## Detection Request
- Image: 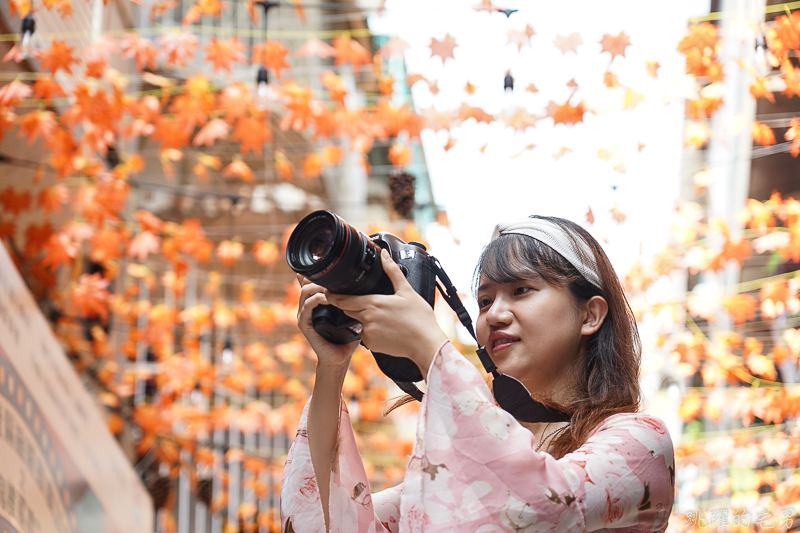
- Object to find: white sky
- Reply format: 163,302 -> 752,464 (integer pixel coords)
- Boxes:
368,0 -> 711,312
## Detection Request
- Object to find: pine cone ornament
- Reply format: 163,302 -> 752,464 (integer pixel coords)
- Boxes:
388,170 -> 416,218
148,474 -> 172,510
196,477 -> 213,507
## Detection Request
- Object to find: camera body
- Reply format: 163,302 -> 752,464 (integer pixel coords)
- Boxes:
286,211 -> 437,383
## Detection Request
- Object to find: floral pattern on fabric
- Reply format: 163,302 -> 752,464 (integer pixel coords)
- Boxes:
281,341 -> 675,533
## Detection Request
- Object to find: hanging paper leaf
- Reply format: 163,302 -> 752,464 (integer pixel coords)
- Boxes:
302,153 -> 323,178
295,38 -> 336,59
182,0 -> 225,24
376,37 -> 411,60
222,158 -> 255,183
193,118 -> 230,147
275,149 -> 294,181
752,121 -> 776,146
0,79 -> 32,107
553,33 -> 583,55
120,33 -> 158,72
321,146 -> 343,166
216,240 -> 244,268
603,71 -> 620,88
546,100 -> 586,126
205,37 -> 247,74
320,70 -> 348,106
69,273 -> 112,322
127,231 -> 161,261
253,40 -> 291,79
507,26 -> 534,52
600,32 -> 631,60
32,76 -> 66,104
388,143 -> 412,167
40,232 -> 77,269
252,240 -> 279,266
622,87 -> 645,109
332,36 -> 372,72
38,184 -> 69,215
156,31 -> 200,68
38,40 -> 77,75
232,114 -> 270,155
610,202 -> 627,224
378,75 -> 395,97
429,33 -> 457,63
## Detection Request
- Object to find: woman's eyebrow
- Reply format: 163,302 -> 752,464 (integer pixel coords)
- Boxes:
477,281 -> 495,293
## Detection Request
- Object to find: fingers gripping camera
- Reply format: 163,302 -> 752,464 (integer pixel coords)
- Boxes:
286,210 -> 437,384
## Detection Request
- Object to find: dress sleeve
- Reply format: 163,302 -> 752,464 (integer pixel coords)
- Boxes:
397,341 -> 676,533
280,396 -> 401,533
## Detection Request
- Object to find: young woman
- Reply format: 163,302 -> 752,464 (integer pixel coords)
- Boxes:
281,215 -> 676,533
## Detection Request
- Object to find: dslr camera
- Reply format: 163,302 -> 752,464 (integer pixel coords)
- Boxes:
286,210 -> 439,385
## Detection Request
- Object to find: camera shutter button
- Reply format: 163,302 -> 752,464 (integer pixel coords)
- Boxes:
408,241 -> 427,251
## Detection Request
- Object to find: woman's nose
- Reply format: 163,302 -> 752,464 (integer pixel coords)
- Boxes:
485,297 -> 512,326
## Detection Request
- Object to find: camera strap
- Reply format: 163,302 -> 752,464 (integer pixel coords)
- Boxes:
401,257 -> 572,424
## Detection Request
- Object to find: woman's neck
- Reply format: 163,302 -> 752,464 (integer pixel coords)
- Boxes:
521,421 -> 570,453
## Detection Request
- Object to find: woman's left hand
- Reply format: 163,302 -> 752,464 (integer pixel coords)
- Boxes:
324,248 -> 449,375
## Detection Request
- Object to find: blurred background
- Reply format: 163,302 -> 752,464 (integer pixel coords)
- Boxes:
0,0 -> 799,531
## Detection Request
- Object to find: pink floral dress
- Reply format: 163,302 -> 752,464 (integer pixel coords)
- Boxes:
281,341 -> 675,533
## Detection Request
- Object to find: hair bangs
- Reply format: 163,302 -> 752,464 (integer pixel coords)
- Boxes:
473,233 -> 574,296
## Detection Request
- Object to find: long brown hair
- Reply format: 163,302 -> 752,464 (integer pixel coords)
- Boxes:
384,216 -> 642,460
473,215 -> 642,459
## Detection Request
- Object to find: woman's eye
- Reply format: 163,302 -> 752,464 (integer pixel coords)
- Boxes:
478,298 -> 492,308
514,286 -> 533,295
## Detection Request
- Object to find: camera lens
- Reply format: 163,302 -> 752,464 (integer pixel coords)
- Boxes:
286,210 -> 392,295
294,218 -> 334,266
308,231 -> 332,261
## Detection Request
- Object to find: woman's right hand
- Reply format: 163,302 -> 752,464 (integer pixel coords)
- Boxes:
296,274 -> 361,371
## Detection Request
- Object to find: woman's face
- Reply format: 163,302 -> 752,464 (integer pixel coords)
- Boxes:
476,272 -> 587,400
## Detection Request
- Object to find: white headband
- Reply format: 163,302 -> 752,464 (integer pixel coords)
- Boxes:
491,217 -> 604,290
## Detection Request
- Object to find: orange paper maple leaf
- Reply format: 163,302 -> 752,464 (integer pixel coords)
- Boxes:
222,158 -> 255,183
217,240 -> 244,268
752,121 -> 776,146
253,40 -> 291,79
302,153 -> 323,178
120,33 -> 158,72
546,100 -> 586,126
232,115 -> 270,155
38,184 -> 69,215
429,34 -> 457,63
205,37 -> 247,74
127,231 -> 161,261
41,233 -> 77,270
252,240 -> 279,266
155,31 -> 200,68
553,33 -> 582,55
600,32 -> 631,60
39,40 -> 77,75
69,273 -> 112,322
722,294 -> 757,326
193,118 -> 230,147
332,36 -> 372,72
0,187 -> 32,217
295,38 -> 336,59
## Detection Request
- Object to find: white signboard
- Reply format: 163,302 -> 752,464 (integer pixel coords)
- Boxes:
0,246 -> 153,533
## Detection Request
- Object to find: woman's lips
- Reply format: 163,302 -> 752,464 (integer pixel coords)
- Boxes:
492,340 -> 518,353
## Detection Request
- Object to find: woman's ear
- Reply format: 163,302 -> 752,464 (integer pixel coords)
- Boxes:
581,296 -> 608,336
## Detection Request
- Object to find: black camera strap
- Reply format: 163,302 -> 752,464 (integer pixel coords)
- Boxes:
396,257 -> 572,424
